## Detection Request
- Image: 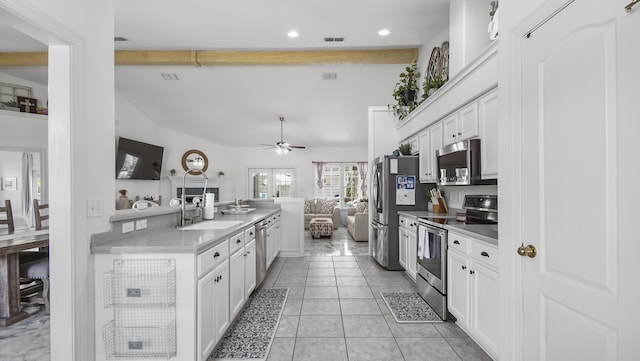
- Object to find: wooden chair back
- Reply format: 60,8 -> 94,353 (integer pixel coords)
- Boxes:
33,199 -> 49,230
0,199 -> 15,233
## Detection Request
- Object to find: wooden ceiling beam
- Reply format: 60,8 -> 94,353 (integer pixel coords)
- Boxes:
0,52 -> 48,66
195,49 -> 418,65
0,48 -> 418,67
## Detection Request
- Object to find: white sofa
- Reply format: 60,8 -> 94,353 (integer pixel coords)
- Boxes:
347,202 -> 368,242
304,199 -> 340,230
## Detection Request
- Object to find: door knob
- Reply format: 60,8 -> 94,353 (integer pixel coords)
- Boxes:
517,243 -> 537,258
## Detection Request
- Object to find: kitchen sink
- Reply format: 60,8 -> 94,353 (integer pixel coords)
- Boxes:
179,220 -> 243,231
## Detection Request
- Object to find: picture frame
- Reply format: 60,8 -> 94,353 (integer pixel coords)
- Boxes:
1,177 -> 17,191
17,96 -> 37,113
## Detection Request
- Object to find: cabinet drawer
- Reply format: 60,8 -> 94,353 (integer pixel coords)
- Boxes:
244,227 -> 256,241
470,241 -> 498,270
229,231 -> 245,254
198,240 -> 229,277
448,232 -> 469,253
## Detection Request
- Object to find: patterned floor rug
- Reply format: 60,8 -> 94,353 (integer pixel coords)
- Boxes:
381,292 -> 442,323
210,288 -> 288,360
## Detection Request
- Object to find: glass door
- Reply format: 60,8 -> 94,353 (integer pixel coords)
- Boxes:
249,168 -> 295,199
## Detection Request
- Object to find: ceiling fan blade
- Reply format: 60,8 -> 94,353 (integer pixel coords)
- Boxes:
260,143 -> 275,147
289,145 -> 306,149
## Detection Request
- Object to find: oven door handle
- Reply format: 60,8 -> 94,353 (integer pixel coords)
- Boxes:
417,222 -> 447,237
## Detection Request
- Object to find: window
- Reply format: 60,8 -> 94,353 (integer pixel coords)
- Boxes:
314,162 -> 368,206
248,168 -> 295,199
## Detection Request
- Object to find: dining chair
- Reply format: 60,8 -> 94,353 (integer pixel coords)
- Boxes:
33,199 -> 49,230
0,199 -> 15,233
19,199 -> 50,313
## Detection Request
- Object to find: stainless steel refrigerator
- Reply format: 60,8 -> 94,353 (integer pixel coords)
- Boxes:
370,155 -> 431,270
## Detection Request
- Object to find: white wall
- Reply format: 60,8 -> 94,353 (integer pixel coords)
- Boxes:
116,92 -> 367,203
449,0 -> 493,78
2,1 -> 115,361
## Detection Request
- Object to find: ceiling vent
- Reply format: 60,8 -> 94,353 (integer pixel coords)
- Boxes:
322,73 -> 338,80
161,73 -> 179,80
324,37 -> 345,42
114,37 -> 129,42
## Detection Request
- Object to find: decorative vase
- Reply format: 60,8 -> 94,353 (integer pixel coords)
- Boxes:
117,189 -> 129,210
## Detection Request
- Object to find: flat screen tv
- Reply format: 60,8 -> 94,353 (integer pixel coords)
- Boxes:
115,137 -> 164,180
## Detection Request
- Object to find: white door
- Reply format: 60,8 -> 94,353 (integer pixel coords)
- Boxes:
518,1 -> 640,359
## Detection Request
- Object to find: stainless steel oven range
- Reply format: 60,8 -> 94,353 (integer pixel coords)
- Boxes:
416,220 -> 450,320
416,195 -> 498,321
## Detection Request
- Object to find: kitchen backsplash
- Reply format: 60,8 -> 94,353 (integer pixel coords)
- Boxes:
440,185 -> 498,210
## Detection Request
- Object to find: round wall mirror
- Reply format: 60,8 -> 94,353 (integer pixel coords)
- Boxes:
181,149 -> 209,175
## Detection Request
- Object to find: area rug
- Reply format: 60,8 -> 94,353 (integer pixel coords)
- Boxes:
380,292 -> 442,323
210,288 -> 288,361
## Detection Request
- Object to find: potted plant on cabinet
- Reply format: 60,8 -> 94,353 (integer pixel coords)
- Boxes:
422,75 -> 447,100
399,143 -> 412,155
169,169 -> 176,176
390,62 -> 420,120
218,171 -> 225,178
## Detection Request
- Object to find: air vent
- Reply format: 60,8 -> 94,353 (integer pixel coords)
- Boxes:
114,37 -> 129,42
322,73 -> 338,80
161,73 -> 179,80
324,37 -> 345,42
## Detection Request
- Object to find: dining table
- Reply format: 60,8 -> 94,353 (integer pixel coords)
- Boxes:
0,228 -> 49,326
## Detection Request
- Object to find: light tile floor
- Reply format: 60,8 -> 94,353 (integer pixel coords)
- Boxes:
261,227 -> 493,361
0,226 -> 492,361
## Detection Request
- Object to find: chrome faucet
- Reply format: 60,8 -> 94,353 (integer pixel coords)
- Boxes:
180,158 -> 208,227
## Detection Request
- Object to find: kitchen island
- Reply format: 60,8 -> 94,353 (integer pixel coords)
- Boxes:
91,205 -> 281,361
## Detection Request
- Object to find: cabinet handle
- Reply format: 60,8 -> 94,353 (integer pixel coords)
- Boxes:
214,252 -> 220,258
470,270 -> 475,275
480,251 -> 490,258
462,265 -> 467,270
244,252 -> 249,257
400,220 -> 404,223
452,134 -> 456,138
453,240 -> 460,245
458,132 -> 462,136
237,239 -> 242,244
250,232 -> 254,236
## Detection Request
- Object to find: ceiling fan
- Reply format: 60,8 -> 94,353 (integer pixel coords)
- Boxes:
261,116 -> 306,154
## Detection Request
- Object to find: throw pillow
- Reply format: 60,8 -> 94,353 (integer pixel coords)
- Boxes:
304,199 -> 313,214
356,202 -> 368,213
317,199 -> 336,214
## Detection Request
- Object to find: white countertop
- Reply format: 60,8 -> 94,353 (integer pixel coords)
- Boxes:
91,208 -> 279,254
397,210 -> 498,246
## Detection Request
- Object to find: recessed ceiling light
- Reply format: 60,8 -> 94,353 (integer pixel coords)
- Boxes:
288,30 -> 299,38
378,29 -> 391,36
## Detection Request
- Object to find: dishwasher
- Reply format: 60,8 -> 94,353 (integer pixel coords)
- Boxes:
254,220 -> 268,287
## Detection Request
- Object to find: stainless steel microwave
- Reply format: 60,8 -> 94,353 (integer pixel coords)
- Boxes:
435,139 -> 495,185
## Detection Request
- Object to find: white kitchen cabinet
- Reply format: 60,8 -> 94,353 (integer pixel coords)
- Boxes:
244,239 -> 256,298
398,219 -> 407,269
447,249 -> 470,327
197,267 -> 217,361
443,103 -> 479,146
447,231 -> 499,359
406,226 -> 417,281
470,260 -> 499,355
266,213 -> 282,269
398,215 -> 418,281
197,258 -> 229,361
478,89 -> 498,179
418,131 -> 431,183
212,260 -> 230,342
418,122 -> 443,183
229,248 -> 245,320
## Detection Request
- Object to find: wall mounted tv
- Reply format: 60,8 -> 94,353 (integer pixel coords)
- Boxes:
115,137 -> 164,180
